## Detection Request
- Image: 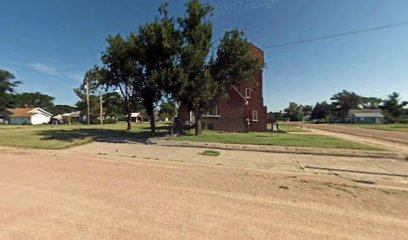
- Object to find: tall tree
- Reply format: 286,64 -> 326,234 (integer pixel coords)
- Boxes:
360,96 -> 383,109
331,90 -> 361,121
159,100 -> 176,120
103,92 -> 124,118
176,0 -> 214,135
0,69 -> 20,111
284,102 -> 304,121
211,30 -> 263,101
380,92 -> 408,123
74,69 -> 102,124
97,35 -> 144,130
13,92 -> 55,110
49,105 -> 76,115
175,1 -> 263,135
302,105 -> 313,116
136,3 -> 181,134
311,101 -> 332,121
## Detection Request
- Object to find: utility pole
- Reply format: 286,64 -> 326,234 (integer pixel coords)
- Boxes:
99,94 -> 103,126
86,78 -> 90,126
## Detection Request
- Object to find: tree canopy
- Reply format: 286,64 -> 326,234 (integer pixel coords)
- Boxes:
79,0 -> 264,135
0,69 -> 20,111
330,90 -> 361,121
12,92 -> 55,110
380,92 -> 408,123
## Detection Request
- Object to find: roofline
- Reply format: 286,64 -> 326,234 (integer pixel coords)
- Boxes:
28,108 -> 53,117
248,42 -> 264,53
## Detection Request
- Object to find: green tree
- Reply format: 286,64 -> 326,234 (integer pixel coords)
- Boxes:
103,92 -> 124,118
311,101 -> 332,121
331,90 -> 361,121
13,92 -> 55,110
174,1 -> 263,135
380,92 -> 408,123
49,105 -> 76,115
284,102 -> 304,121
74,69 -> 102,124
135,3 -> 181,134
159,100 -> 176,120
361,96 -> 383,109
74,93 -> 100,122
302,105 -> 313,116
96,35 -> 144,130
0,69 -> 20,111
175,0 -> 214,135
211,29 -> 263,101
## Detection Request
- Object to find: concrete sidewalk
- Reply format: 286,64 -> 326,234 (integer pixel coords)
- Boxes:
154,139 -> 401,160
62,142 -> 408,189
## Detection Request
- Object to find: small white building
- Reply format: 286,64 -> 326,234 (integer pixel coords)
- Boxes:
130,112 -> 144,123
3,108 -> 53,125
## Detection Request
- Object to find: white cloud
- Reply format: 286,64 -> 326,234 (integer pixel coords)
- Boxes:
27,62 -> 58,76
27,62 -> 84,82
66,72 -> 83,82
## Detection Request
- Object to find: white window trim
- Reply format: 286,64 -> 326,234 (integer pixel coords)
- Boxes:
252,110 -> 258,122
245,88 -> 251,98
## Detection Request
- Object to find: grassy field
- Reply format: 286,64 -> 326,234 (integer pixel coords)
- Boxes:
346,124 -> 408,132
0,123 -> 167,149
0,122 -> 382,151
277,123 -> 307,133
171,131 -> 383,150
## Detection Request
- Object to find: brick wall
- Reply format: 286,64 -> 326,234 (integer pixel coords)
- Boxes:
177,43 -> 268,133
204,88 -> 248,132
234,44 -> 267,132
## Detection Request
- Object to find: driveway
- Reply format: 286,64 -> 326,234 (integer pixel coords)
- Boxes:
294,123 -> 408,154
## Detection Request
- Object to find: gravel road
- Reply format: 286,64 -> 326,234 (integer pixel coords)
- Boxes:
1,144 -> 408,240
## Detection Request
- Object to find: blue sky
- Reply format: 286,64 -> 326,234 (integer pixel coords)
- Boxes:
1,0 -> 407,111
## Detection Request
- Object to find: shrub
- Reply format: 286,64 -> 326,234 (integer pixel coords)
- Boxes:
199,150 -> 220,157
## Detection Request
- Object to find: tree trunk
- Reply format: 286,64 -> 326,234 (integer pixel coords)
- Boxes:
124,100 -> 132,130
126,106 -> 132,130
149,113 -> 156,135
126,114 -> 132,130
194,108 -> 201,135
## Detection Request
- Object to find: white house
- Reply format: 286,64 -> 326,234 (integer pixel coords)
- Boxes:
131,112 -> 144,123
3,108 -> 53,125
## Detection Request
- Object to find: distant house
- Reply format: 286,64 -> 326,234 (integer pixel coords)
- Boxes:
51,111 -> 81,124
177,43 -> 268,132
3,108 -> 53,125
131,113 -> 143,123
347,109 -> 384,124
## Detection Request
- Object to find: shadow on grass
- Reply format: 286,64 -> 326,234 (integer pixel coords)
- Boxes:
37,127 -> 169,145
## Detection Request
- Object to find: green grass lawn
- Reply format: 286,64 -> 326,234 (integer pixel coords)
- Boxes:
345,124 -> 408,132
0,122 -> 167,149
0,122 -> 384,151
171,131 -> 384,151
277,123 -> 307,133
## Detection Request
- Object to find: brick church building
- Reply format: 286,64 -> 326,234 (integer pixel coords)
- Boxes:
178,43 -> 267,132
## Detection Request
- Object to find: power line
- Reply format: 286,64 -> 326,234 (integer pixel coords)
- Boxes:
264,20 -> 408,49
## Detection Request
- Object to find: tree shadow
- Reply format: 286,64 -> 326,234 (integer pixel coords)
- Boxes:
37,126 -> 169,145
